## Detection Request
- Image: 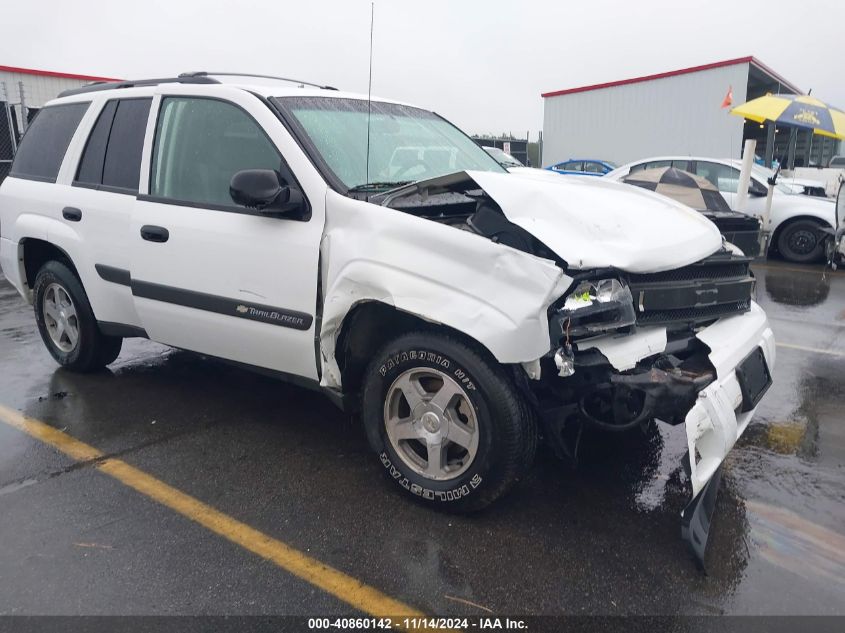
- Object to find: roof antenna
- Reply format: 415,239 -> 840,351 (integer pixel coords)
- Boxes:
365,2 -> 374,200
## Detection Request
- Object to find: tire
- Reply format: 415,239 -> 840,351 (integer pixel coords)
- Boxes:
361,331 -> 537,512
33,261 -> 122,372
776,219 -> 826,263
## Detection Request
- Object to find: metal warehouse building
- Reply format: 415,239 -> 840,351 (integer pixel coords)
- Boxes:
1,65 -> 117,181
541,56 -> 841,169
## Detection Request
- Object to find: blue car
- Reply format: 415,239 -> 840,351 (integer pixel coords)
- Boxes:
546,159 -> 617,176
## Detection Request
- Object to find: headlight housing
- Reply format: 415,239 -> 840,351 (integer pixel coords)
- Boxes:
552,278 -> 637,339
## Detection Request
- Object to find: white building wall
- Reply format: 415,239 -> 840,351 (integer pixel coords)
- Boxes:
542,63 -> 749,167
0,70 -> 92,130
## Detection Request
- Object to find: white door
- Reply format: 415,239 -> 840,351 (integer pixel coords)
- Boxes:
130,92 -> 326,380
66,97 -> 152,331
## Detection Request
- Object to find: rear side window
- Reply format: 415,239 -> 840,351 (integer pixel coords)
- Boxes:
76,101 -> 117,185
75,98 -> 152,193
9,102 -> 89,182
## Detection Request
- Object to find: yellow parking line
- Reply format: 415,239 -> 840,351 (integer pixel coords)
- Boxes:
0,403 -> 424,621
776,342 -> 845,357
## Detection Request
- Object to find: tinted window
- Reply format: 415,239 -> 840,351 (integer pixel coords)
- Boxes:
9,102 -> 89,182
560,161 -> 581,172
76,99 -> 151,192
151,97 -> 280,206
644,160 -> 672,171
102,99 -> 151,191
671,160 -> 690,171
583,161 -> 605,174
76,101 -> 117,186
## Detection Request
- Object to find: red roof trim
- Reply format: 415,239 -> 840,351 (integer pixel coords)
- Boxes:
0,64 -> 120,83
541,56 -> 801,98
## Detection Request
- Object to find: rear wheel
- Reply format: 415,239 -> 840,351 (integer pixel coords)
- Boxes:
777,219 -> 826,263
33,261 -> 122,372
361,331 -> 537,512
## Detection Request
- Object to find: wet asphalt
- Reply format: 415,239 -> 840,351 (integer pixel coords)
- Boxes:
0,260 -> 843,618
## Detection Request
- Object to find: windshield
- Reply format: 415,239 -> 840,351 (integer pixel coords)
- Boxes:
733,161 -> 798,194
275,96 -> 506,190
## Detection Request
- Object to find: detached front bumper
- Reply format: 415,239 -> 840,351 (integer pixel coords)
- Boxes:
686,301 -> 775,496
549,301 -> 775,497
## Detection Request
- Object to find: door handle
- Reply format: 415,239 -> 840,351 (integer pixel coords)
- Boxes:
62,207 -> 82,222
140,225 -> 170,243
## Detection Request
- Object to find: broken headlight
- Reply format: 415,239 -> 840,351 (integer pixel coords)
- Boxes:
553,278 -> 637,339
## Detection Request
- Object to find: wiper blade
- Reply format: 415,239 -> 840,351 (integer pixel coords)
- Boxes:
347,181 -> 413,193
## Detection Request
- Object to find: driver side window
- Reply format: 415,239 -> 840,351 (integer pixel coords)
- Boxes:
150,97 -> 281,207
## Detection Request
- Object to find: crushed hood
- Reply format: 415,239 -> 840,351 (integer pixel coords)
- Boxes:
386,169 -> 723,273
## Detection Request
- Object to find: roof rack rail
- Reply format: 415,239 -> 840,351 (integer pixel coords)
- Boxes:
57,75 -> 220,98
179,71 -> 338,91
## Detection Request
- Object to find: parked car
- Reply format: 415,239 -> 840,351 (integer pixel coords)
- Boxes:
829,156 -> 845,168
0,76 -> 774,545
482,146 -> 524,168
605,156 -> 837,262
546,159 -> 616,176
620,166 -> 761,257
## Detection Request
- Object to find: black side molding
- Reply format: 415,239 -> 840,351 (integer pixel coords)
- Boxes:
93,265 -> 313,330
130,280 -> 314,331
95,264 -> 131,286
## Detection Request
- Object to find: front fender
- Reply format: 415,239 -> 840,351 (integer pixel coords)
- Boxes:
319,192 -> 570,389
769,201 -> 836,233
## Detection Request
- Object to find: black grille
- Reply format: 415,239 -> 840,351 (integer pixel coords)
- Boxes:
628,259 -> 749,284
627,253 -> 753,326
636,300 -> 751,325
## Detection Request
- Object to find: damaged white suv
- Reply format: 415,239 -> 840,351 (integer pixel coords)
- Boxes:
0,74 -> 774,533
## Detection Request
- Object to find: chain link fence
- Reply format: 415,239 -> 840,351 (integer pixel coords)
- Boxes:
0,81 -> 32,184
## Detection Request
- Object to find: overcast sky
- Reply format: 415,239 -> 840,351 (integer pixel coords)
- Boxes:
2,0 -> 843,138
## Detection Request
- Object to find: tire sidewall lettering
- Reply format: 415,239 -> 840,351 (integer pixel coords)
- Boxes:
379,349 -> 476,392
380,451 -> 479,502
375,346 -> 492,503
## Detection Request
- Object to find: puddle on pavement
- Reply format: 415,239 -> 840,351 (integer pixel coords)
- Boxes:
746,500 -> 845,590
763,268 -> 831,307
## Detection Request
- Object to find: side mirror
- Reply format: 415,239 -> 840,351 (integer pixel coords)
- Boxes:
229,169 -> 305,216
748,181 -> 768,197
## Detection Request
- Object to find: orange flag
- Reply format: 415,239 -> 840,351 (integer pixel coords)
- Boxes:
721,85 -> 733,109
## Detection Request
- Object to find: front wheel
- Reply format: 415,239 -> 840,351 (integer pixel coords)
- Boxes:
33,261 -> 123,372
361,331 -> 537,512
777,219 -> 826,263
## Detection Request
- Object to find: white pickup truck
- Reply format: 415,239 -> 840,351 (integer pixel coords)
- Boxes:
0,75 -> 774,555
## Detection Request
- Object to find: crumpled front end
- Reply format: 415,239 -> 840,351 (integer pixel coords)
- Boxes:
538,252 -> 775,501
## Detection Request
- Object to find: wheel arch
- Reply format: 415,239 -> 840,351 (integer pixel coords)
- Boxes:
768,214 -> 831,255
21,237 -> 81,290
333,300 -> 502,405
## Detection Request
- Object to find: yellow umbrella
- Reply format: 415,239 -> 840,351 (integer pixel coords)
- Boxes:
731,94 -> 845,139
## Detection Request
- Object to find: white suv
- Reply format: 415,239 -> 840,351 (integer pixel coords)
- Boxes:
605,156 -> 837,263
0,74 -> 774,534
